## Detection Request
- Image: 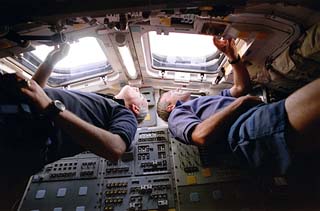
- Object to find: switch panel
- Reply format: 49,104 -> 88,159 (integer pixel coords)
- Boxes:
31,156 -> 101,182
102,175 -> 175,211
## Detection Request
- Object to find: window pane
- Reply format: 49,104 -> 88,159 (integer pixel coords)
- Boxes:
20,37 -> 112,86
32,37 -> 107,69
148,31 -> 222,73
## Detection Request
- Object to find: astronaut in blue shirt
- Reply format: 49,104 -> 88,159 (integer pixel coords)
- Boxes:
157,36 -> 320,174
14,44 -> 148,163
0,44 -> 149,209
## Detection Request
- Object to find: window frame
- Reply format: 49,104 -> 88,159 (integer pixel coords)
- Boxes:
147,31 -> 224,74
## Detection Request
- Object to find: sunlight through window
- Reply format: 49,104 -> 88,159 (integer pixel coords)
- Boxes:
148,31 -> 221,72
149,31 -> 216,58
32,37 -> 107,69
18,37 -> 112,86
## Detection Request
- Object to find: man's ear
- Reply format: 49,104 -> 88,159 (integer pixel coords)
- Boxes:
166,104 -> 175,112
130,104 -> 140,115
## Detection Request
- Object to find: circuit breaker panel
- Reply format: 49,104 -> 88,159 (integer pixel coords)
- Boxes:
19,127 -> 318,211
18,128 -> 176,211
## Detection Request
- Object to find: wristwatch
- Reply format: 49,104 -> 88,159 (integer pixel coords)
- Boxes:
44,100 -> 66,118
228,54 -> 241,64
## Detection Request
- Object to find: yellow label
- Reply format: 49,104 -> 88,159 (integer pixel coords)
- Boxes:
160,17 -> 171,26
144,113 -> 151,121
73,23 -> 87,30
187,175 -> 197,185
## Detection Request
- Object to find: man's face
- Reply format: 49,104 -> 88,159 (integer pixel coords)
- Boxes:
162,88 -> 191,105
116,85 -> 147,108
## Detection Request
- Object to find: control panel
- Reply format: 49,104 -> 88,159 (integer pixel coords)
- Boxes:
18,128 -> 176,211
135,142 -> 171,175
135,128 -> 171,175
102,175 -> 175,211
18,127 -> 317,211
103,152 -> 135,178
19,178 -> 102,211
32,157 -> 101,182
170,138 -> 248,186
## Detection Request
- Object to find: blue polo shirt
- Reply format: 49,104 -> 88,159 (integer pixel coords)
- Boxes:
44,88 -> 138,159
168,89 -> 235,145
168,89 -> 291,174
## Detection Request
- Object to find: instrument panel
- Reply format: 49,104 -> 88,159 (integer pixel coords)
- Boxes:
18,127 -> 318,211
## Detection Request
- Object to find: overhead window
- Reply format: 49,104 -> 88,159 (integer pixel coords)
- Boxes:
148,31 -> 223,73
17,37 -> 112,87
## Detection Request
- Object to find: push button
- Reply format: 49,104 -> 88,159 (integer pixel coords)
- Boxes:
76,206 -> 85,211
35,190 -> 46,199
189,192 -> 200,202
78,186 -> 88,196
57,188 -> 67,197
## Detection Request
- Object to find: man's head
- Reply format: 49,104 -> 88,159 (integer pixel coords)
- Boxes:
157,88 -> 191,122
115,85 -> 148,123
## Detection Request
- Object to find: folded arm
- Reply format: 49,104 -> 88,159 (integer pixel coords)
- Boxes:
20,79 -> 127,161
191,96 -> 262,145
54,109 -> 126,161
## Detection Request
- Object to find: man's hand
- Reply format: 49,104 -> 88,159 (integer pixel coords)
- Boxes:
44,43 -> 70,67
213,36 -> 238,61
20,78 -> 52,111
213,36 -> 252,98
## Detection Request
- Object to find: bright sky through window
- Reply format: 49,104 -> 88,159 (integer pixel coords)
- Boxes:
149,31 -> 217,58
32,37 -> 107,69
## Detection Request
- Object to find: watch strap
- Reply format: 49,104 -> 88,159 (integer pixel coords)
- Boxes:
228,54 -> 241,64
44,100 -> 65,119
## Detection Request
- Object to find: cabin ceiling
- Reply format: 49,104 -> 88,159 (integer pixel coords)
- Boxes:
0,0 -> 318,25
0,0 -> 319,95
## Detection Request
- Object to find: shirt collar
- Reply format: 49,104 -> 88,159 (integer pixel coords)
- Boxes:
176,100 -> 183,107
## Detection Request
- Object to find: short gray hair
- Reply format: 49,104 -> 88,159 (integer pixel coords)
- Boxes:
157,94 -> 170,122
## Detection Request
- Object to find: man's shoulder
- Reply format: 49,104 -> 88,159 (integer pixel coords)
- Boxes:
180,95 -> 226,105
44,88 -> 122,107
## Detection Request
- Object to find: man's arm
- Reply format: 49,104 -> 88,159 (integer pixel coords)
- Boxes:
213,37 -> 251,97
32,44 -> 70,88
190,38 -> 256,145
191,96 -> 262,145
54,109 -> 126,161
21,79 -> 127,161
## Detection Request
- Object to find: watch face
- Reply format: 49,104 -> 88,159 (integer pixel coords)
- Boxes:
54,100 -> 66,112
